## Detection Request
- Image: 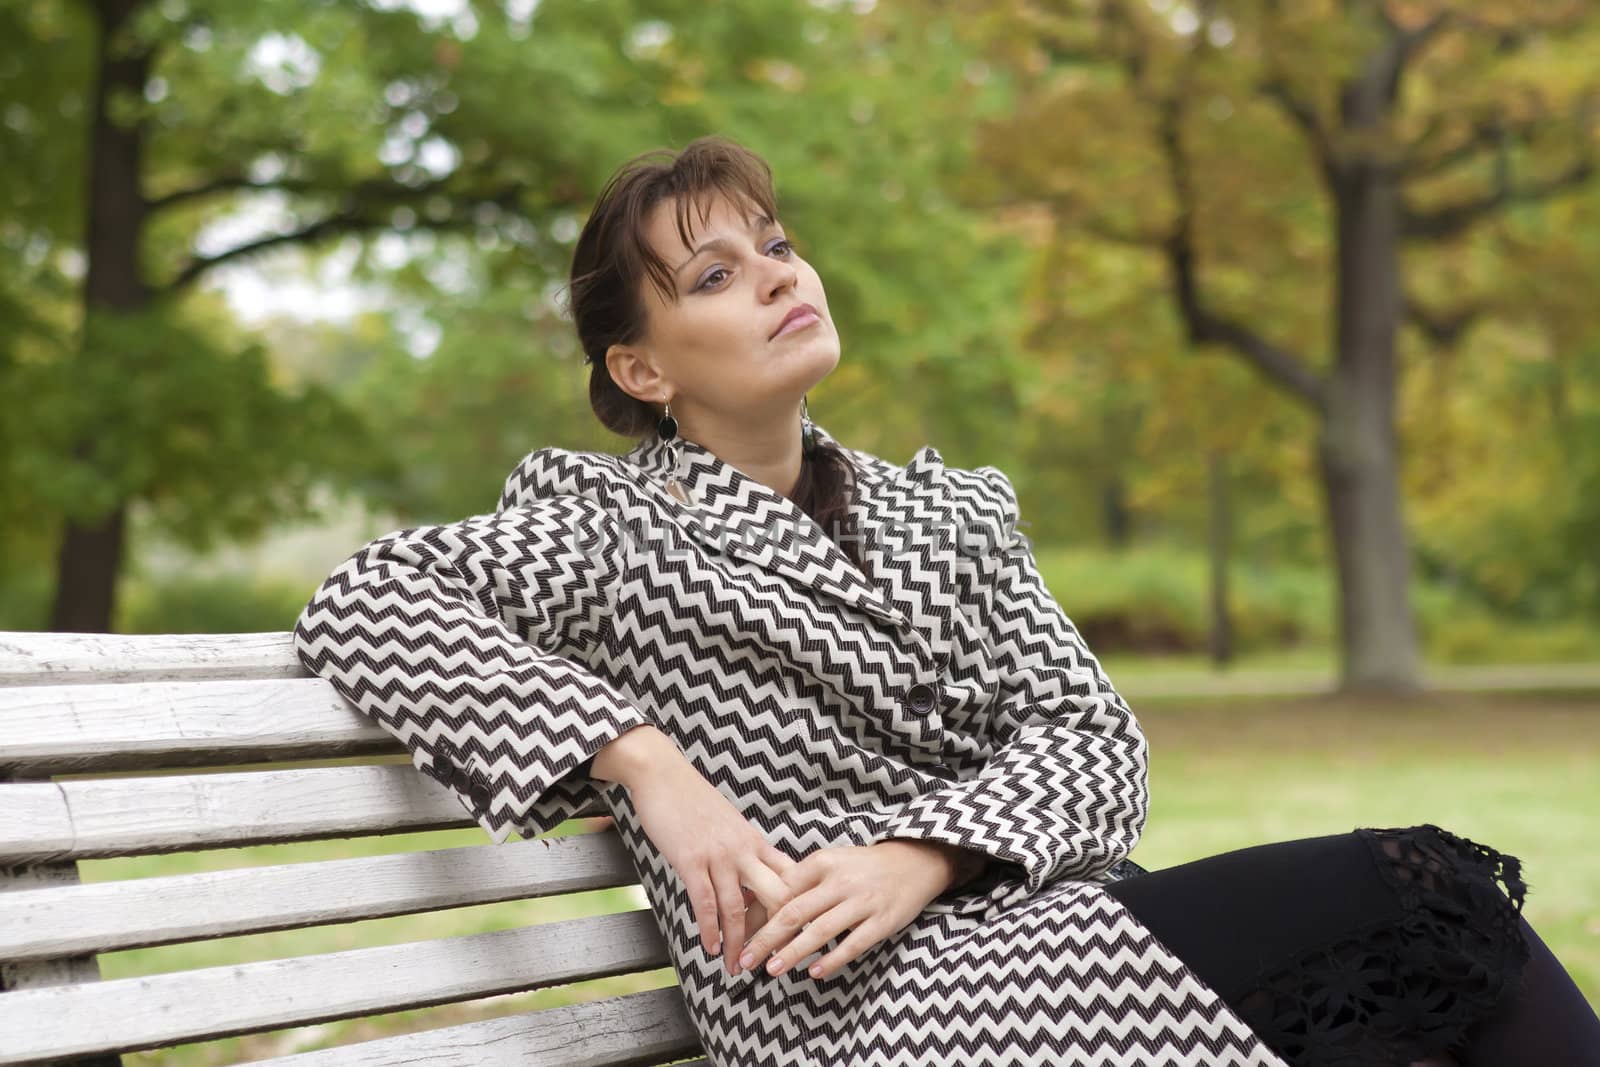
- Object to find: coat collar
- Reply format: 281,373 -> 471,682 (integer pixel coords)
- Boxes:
621,423 -> 954,642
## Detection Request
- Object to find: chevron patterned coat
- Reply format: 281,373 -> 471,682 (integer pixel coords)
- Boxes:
292,423 -> 1292,1067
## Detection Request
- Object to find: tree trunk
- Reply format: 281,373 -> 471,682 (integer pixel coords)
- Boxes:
1320,87 -> 1422,692
49,0 -> 150,633
1207,450 -> 1234,666
48,500 -> 131,634
1102,475 -> 1132,548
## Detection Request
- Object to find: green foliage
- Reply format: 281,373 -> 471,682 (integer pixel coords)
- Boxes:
2,304 -> 379,548
116,571 -> 317,635
1,0 -> 1035,619
1426,615 -> 1600,667
335,0 -> 1039,519
2,0 -> 1596,644
1035,543 -> 1326,657
1034,542 -> 1600,665
961,2 -> 1600,632
0,568 -> 54,632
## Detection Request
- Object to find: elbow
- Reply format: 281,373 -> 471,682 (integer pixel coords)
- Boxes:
290,597 -> 322,675
1128,714 -> 1149,778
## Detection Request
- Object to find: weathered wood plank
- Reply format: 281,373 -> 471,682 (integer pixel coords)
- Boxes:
0,909 -> 671,1064
0,764 -> 605,864
0,832 -> 640,962
0,772 -> 124,1067
0,676 -> 391,775
0,632 -> 303,687
247,986 -> 705,1067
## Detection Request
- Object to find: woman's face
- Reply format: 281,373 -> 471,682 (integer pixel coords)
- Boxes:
607,191 -> 840,431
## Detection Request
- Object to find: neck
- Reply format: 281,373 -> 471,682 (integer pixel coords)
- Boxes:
682,416 -> 806,500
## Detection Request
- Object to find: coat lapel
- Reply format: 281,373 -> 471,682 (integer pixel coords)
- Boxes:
623,424 -> 957,650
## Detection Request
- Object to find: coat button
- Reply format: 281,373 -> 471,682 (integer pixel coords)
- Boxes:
906,682 -> 937,714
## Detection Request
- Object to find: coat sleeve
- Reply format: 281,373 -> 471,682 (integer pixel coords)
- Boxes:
291,494 -> 655,844
859,465 -> 1150,894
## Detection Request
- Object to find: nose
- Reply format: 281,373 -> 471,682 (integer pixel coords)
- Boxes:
762,255 -> 799,300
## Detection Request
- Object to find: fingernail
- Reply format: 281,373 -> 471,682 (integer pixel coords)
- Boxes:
767,956 -> 783,974
739,951 -> 755,969
710,939 -> 720,954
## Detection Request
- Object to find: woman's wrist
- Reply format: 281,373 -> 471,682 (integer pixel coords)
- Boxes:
588,723 -> 674,788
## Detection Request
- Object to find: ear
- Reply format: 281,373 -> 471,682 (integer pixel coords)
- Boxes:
604,342 -> 672,406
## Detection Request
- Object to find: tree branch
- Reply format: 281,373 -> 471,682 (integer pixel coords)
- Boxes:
1110,0 -> 1326,410
1401,115 -> 1509,181
1078,216 -> 1168,248
146,172 -> 464,214
1254,1 -> 1338,180
1401,93 -> 1600,180
1402,292 -> 1486,348
146,175 -> 313,213
157,181 -> 527,294
1403,147 -> 1596,241
1257,74 -> 1339,186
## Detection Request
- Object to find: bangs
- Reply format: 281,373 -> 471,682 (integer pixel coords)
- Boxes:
625,156 -> 781,308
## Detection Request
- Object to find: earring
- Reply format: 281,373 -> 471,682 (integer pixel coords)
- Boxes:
656,397 -> 678,442
801,394 -> 818,458
658,397 -> 696,506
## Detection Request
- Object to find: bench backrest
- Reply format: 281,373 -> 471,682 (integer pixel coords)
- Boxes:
0,630 -> 706,1067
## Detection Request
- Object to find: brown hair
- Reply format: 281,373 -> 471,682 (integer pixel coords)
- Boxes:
566,135 -> 869,576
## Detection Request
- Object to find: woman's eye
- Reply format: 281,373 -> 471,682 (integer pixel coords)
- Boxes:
694,240 -> 795,291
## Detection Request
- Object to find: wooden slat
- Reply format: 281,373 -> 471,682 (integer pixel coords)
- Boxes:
248,987 -> 706,1067
0,832 -> 639,962
0,763 -> 605,864
0,908 -> 672,1065
0,631 -> 303,687
0,676 -> 391,775
0,795 -> 118,1067
0,628 -> 703,1066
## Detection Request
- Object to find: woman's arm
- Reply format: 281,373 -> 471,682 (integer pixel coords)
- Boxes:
858,465 -> 1149,893
292,497 -> 658,843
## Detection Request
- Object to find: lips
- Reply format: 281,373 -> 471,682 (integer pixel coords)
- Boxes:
770,303 -> 820,340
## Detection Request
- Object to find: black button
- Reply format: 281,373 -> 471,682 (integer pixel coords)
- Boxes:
906,682 -> 937,713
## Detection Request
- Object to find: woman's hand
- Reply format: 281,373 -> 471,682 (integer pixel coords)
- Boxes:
735,840 -> 962,981
614,731 -> 799,976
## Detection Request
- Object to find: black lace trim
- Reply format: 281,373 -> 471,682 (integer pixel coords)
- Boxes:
1232,823 -> 1531,1067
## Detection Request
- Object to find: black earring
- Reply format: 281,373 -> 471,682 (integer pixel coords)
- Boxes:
801,395 -> 818,457
657,398 -> 678,441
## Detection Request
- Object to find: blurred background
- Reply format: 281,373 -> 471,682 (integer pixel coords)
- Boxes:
1,0 -> 1595,1056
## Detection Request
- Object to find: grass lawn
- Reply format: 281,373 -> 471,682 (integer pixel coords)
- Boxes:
1126,689 -> 1600,1008
79,689 -> 1595,1064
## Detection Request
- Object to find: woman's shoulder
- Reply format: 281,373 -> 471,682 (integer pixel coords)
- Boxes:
496,443 -> 637,513
822,426 -> 939,487
831,433 -> 1018,541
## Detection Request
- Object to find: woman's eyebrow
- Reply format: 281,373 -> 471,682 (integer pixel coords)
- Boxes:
673,214 -> 778,276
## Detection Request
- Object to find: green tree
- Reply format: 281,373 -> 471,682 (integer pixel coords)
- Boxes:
2,0 -> 1029,631
965,0 -> 1600,691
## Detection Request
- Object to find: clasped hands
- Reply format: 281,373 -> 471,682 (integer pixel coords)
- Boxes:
618,737 -> 981,981
728,838 -> 966,980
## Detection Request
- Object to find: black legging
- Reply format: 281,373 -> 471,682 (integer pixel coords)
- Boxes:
1102,825 -> 1600,1066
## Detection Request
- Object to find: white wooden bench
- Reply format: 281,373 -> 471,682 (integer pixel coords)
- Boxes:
0,630 -> 708,1067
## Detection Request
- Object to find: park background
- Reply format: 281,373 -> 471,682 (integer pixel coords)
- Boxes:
1,0 -> 1596,1060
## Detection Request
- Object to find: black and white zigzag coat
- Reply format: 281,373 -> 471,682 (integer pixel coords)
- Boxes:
292,423 -> 1292,1067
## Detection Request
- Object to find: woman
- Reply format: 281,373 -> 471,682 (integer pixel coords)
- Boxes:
292,136 -> 1599,1066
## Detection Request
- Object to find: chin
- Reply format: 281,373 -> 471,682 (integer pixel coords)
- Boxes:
800,344 -> 841,386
